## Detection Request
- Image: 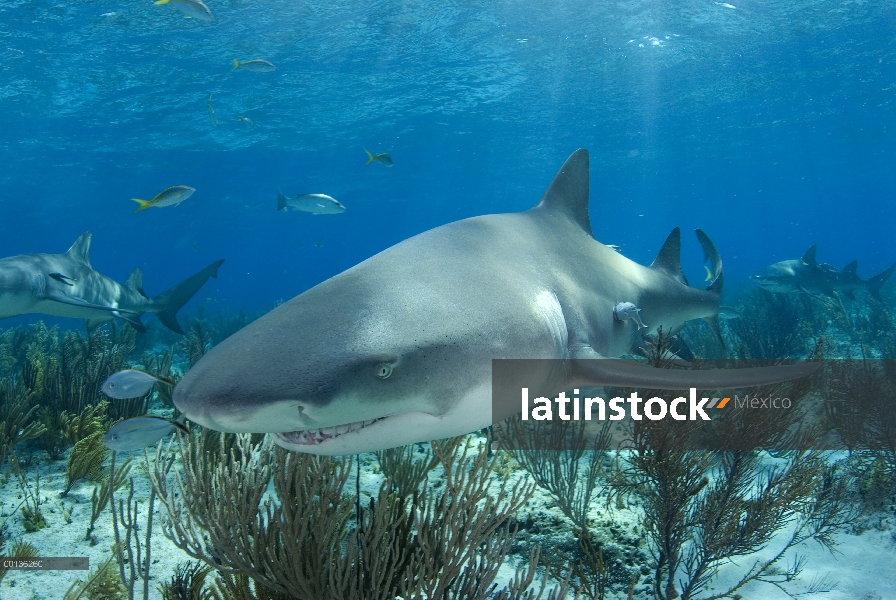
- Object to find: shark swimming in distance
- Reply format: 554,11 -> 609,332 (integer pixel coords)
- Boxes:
174,149 -> 819,455
752,245 -> 895,301
0,232 -> 224,334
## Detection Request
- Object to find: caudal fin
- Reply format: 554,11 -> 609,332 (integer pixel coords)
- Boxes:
132,198 -> 152,213
152,260 -> 225,334
695,229 -> 726,348
696,229 -> 724,295
277,189 -> 289,211
867,262 -> 896,302
364,149 -> 375,165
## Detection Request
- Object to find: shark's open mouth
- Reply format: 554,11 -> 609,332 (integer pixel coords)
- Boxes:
274,416 -> 388,446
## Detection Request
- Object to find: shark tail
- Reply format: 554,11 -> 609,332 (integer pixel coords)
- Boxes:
866,262 -> 896,302
695,229 -> 725,346
696,229 -> 724,295
364,149 -> 375,165
152,259 -> 225,334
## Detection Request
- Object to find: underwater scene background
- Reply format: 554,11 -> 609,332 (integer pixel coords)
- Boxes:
1,0 -> 895,599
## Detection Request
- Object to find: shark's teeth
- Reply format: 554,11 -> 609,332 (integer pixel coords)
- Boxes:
276,417 -> 385,446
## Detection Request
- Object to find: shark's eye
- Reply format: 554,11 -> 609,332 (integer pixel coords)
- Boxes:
374,363 -> 393,379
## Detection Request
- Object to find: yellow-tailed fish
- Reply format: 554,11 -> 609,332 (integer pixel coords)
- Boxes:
704,265 -> 714,281
237,115 -> 254,129
364,149 -> 393,167
131,185 -> 195,213
206,94 -> 217,127
102,368 -> 175,399
154,0 -> 213,21
102,415 -> 189,452
232,59 -> 276,73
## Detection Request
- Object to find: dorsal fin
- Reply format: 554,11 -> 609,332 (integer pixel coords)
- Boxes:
801,245 -> 818,267
843,260 -> 858,274
125,268 -> 148,298
66,232 -> 92,267
531,148 -> 592,236
650,228 -> 687,284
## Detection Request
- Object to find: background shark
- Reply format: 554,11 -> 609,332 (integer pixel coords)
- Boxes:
751,244 -> 895,301
0,232 -> 224,334
174,149 -> 817,455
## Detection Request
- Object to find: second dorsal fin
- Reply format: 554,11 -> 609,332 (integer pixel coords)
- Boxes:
650,228 -> 687,285
125,268 -> 148,298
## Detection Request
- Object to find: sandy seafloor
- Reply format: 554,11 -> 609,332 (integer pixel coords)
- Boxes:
0,431 -> 893,600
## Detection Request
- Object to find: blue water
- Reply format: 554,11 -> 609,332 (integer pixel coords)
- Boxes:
1,0 -> 895,316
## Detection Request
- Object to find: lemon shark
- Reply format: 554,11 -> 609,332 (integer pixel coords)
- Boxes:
751,244 -> 895,301
174,149 -> 818,455
0,232 -> 224,334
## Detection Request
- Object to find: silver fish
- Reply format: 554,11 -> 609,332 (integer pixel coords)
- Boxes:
102,416 -> 188,452
206,94 -> 217,127
154,0 -> 213,21
232,59 -> 275,72
102,369 -> 175,399
132,185 -> 195,212
277,190 -> 346,215
613,301 -> 648,329
364,149 -> 393,167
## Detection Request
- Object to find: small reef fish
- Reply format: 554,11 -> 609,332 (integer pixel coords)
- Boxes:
364,149 -> 393,167
278,190 -> 346,215
206,94 -> 217,127
237,115 -> 254,129
613,301 -> 648,329
102,369 -> 175,399
606,244 -> 621,252
154,0 -> 213,21
704,265 -> 714,281
131,185 -> 195,213
103,416 -> 189,452
316,238 -> 324,248
713,2 -> 736,8
232,59 -> 276,72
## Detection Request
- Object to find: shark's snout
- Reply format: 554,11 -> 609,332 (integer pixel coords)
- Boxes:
173,356 -> 311,433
